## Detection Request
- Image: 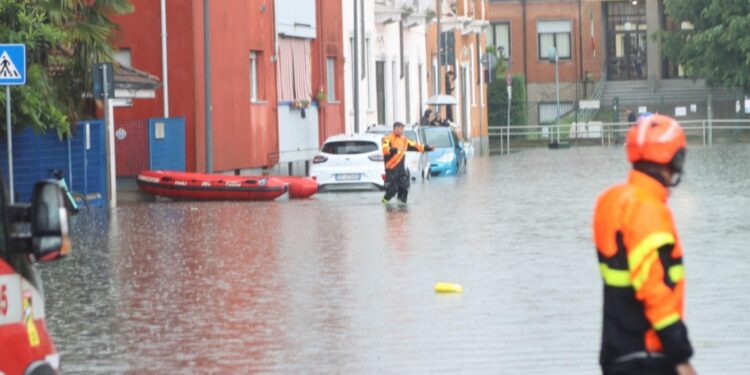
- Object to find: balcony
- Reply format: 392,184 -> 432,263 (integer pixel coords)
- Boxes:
375,0 -> 434,26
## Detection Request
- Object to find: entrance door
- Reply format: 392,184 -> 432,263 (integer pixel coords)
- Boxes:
605,2 -> 647,80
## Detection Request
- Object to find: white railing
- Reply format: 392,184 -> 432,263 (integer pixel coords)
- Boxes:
488,119 -> 750,154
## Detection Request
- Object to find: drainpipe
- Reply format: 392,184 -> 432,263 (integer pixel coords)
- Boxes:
578,0 -> 584,82
353,0 -> 360,133
436,0 -> 441,97
160,0 -> 169,118
576,0 -> 583,119
521,0 -> 528,99
203,0 -> 213,172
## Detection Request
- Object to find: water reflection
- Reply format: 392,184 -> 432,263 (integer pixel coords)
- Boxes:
38,144 -> 750,374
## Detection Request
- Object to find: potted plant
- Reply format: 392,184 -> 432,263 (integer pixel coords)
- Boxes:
291,99 -> 310,110
315,87 -> 327,103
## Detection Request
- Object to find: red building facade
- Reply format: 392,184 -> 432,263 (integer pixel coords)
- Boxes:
112,0 -> 344,173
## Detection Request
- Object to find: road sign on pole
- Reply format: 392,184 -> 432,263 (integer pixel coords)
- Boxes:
0,44 -> 26,85
506,84 -> 512,155
1,44 -> 27,204
92,63 -> 114,98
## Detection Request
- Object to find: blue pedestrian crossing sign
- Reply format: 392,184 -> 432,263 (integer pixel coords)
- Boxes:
0,44 -> 26,85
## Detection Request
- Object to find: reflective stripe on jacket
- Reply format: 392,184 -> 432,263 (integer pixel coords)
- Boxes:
593,170 -> 693,368
382,133 -> 425,170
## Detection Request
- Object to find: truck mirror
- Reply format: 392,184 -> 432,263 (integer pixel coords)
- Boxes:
30,181 -> 71,262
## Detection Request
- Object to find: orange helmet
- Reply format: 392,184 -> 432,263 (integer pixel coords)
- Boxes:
626,114 -> 686,171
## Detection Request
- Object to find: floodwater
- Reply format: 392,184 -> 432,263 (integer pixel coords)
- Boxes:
39,144 -> 750,374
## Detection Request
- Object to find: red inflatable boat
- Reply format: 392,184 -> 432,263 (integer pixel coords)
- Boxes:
274,176 -> 318,199
137,170 -> 288,201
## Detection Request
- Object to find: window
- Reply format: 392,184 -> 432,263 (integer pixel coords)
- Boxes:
420,129 -> 454,148
322,141 -> 379,155
326,57 -> 336,102
376,61 -> 386,125
277,37 -> 312,101
365,37 -> 372,109
537,20 -> 572,60
417,63 -> 423,114
432,57 -> 439,96
470,45 -> 476,106
404,130 -> 417,142
439,31 -> 455,66
487,22 -> 511,59
392,61 -> 398,123
115,48 -> 132,67
404,62 -> 411,123
250,51 -> 262,102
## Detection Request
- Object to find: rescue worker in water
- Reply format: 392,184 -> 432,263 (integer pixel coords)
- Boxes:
381,122 -> 433,204
593,114 -> 696,375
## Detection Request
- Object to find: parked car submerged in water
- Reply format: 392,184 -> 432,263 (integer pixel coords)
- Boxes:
366,125 -> 431,180
418,126 -> 467,177
310,133 -> 386,191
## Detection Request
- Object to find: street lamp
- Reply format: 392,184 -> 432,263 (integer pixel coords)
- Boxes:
548,46 -> 561,147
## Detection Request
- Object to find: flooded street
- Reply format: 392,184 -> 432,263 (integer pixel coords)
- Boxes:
39,145 -> 750,374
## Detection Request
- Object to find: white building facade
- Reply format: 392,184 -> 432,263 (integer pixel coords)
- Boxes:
343,0 -> 434,133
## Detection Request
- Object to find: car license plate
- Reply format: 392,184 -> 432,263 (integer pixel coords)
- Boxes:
336,173 -> 361,181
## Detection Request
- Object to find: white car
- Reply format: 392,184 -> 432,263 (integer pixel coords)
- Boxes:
365,125 -> 431,180
310,133 -> 386,191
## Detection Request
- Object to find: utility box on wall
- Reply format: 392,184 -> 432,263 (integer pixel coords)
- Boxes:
148,117 -> 186,171
278,105 -> 320,163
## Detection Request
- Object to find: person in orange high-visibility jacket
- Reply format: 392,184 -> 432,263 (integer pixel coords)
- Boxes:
381,122 -> 433,204
593,114 -> 696,375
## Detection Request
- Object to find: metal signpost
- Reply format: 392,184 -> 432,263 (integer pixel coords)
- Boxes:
0,44 -> 26,203
549,46 -> 561,146
93,63 -> 116,208
506,73 -> 512,155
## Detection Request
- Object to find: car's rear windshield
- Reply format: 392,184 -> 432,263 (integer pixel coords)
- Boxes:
322,141 -> 379,155
404,130 -> 417,142
421,130 -> 453,148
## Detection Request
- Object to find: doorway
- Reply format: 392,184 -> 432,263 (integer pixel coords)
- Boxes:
605,2 -> 647,80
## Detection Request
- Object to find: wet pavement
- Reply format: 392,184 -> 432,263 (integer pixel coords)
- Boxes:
39,144 -> 750,374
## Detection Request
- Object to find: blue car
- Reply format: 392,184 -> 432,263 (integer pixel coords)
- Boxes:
418,126 -> 467,177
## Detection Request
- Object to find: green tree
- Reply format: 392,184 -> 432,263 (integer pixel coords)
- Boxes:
0,0 -> 132,137
489,75 -> 527,127
46,0 -> 133,126
0,0 -> 68,135
659,0 -> 750,91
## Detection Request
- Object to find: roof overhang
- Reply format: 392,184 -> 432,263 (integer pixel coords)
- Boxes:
374,4 -> 405,24
404,14 -> 427,28
113,64 -> 161,99
462,20 -> 489,35
439,16 -> 472,32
